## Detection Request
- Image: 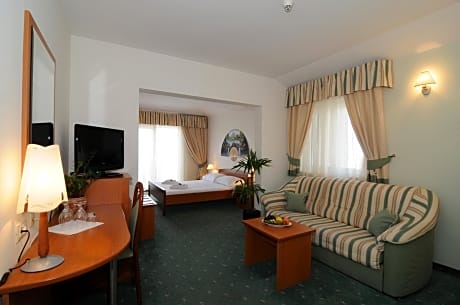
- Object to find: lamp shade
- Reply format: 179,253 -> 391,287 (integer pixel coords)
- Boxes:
17,144 -> 68,214
206,164 -> 215,171
414,71 -> 436,87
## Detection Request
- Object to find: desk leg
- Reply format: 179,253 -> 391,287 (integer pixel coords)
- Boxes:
109,259 -> 118,305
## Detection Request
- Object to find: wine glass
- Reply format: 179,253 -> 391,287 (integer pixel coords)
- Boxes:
74,203 -> 88,221
58,202 -> 73,224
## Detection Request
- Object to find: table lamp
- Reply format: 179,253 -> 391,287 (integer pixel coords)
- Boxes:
17,144 -> 68,272
206,163 -> 215,173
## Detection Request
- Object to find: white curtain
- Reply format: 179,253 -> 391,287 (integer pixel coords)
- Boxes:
300,96 -> 366,179
138,124 -> 184,187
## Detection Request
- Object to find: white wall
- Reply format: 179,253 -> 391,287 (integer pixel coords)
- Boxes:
0,0 -> 70,274
69,36 -> 287,193
0,0 -> 24,275
385,41 -> 460,269
208,106 -> 261,170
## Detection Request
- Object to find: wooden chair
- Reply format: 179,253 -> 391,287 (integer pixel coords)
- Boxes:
117,181 -> 144,305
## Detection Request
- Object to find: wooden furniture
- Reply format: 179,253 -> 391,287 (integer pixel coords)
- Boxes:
85,174 -> 131,221
0,205 -> 130,305
141,202 -> 156,240
148,169 -> 246,215
242,217 -> 316,291
21,10 -> 56,163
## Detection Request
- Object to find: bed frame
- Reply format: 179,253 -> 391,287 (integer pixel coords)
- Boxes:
147,169 -> 247,215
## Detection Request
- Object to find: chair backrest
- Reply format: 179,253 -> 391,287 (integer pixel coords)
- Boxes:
128,182 -> 144,254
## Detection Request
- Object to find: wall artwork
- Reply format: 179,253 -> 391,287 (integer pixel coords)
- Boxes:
221,129 -> 249,161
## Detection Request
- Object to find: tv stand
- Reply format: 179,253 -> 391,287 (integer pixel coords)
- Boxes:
99,172 -> 123,178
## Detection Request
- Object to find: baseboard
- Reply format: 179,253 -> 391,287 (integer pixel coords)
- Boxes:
433,263 -> 460,277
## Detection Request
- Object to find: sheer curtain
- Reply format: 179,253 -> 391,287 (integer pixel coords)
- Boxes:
138,124 -> 184,187
300,96 -> 366,179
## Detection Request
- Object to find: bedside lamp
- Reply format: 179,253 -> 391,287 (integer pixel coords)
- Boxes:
206,163 -> 215,173
17,144 -> 68,272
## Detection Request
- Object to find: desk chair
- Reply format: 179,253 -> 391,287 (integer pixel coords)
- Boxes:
117,181 -> 144,305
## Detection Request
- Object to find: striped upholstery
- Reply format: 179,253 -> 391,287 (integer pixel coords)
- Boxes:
266,211 -> 384,269
260,176 -> 439,270
378,188 -> 440,244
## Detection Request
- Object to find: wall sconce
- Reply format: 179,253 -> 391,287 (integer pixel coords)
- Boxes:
414,71 -> 436,96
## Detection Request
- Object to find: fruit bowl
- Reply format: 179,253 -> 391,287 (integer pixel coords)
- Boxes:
262,220 -> 292,228
262,216 -> 292,228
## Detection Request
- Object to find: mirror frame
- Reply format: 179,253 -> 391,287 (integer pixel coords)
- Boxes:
21,10 -> 56,162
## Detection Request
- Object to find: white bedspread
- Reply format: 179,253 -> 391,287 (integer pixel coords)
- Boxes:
154,179 -> 233,195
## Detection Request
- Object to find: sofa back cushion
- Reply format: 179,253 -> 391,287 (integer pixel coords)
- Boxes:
294,176 -> 417,230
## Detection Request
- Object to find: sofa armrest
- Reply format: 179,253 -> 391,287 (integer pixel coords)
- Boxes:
378,188 -> 439,244
260,191 -> 287,215
382,229 -> 435,297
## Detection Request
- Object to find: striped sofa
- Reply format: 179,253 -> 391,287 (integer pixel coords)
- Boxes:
260,176 -> 439,297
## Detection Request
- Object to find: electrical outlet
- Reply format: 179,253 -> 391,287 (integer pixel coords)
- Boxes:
15,222 -> 27,244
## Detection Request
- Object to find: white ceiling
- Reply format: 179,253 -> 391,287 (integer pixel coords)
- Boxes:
60,0 -> 459,86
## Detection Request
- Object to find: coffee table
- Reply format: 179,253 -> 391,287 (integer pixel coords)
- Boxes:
242,217 -> 315,290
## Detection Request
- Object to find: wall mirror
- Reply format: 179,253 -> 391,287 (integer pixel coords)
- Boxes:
22,10 -> 56,161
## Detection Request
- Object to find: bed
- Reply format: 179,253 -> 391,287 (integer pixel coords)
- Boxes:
148,169 -> 247,215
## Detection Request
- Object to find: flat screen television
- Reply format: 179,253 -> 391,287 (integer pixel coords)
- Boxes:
74,124 -> 124,177
31,122 -> 54,146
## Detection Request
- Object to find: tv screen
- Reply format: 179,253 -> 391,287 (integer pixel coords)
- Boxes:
32,122 -> 54,146
74,124 -> 124,176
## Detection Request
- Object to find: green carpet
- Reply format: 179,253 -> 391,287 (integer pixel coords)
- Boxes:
85,199 -> 460,305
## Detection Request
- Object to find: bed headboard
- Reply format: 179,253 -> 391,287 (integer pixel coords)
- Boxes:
218,168 -> 248,180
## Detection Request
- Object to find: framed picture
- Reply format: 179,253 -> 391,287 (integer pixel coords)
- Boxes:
220,129 -> 249,161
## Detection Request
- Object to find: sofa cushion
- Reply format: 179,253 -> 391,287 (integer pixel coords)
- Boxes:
368,209 -> 399,236
285,191 -> 308,213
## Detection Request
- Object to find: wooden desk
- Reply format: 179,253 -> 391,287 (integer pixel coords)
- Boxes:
0,205 -> 130,305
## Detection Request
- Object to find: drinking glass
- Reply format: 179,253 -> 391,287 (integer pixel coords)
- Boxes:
74,203 -> 88,221
58,203 -> 73,224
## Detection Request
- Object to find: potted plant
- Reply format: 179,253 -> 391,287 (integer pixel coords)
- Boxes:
232,149 -> 272,219
64,161 -> 96,206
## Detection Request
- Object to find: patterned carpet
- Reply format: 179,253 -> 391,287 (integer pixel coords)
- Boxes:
80,199 -> 459,305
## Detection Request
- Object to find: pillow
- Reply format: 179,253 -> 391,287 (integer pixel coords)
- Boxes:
214,175 -> 243,187
284,191 -> 308,213
202,173 -> 224,182
368,209 -> 399,236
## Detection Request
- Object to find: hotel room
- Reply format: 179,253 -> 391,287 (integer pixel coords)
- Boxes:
1,0 -> 459,304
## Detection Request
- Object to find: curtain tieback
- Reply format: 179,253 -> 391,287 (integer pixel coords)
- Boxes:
287,155 -> 300,166
367,154 -> 395,170
198,161 -> 207,168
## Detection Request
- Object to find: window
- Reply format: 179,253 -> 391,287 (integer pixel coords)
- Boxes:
300,96 -> 366,179
138,124 -> 184,187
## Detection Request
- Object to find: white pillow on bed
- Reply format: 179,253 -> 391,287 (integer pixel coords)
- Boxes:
214,175 -> 243,187
201,173 -> 224,182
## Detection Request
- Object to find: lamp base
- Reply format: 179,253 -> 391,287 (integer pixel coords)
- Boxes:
20,254 -> 64,273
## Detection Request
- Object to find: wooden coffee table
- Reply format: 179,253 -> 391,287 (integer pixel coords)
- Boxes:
242,217 -> 315,290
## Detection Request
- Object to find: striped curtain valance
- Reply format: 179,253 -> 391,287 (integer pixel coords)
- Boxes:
139,111 -> 208,128
286,59 -> 393,107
